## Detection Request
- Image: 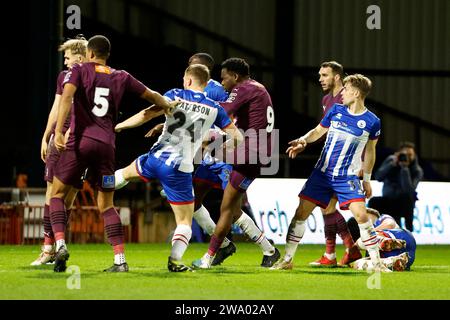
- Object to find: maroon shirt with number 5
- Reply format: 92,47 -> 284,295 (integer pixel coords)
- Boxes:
62,62 -> 147,146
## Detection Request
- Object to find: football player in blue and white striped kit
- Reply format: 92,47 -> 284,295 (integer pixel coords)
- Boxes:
145,54 -> 278,267
347,208 -> 416,271
272,74 -> 389,272
114,64 -> 243,272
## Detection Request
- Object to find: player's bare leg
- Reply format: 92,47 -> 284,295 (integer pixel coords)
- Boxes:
193,181 -> 278,269
168,203 -> 194,272
271,198 -> 316,270
193,182 -> 242,269
64,186 -> 78,232
222,172 -> 279,267
193,181 -> 235,266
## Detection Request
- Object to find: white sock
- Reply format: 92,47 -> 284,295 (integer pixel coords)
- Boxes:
170,224 -> 192,261
193,205 -> 216,235
356,238 -> 366,250
115,169 -> 129,190
235,212 -> 274,255
56,239 -> 66,251
358,220 -> 381,267
193,205 -> 230,248
44,244 -> 53,252
285,220 -> 306,262
114,253 -> 126,265
324,252 -> 336,260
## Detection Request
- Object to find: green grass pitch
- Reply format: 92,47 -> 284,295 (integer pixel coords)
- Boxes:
0,243 -> 449,300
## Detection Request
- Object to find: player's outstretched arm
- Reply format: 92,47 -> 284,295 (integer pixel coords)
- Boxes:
140,88 -> 177,116
286,124 -> 328,159
115,105 -> 164,133
54,83 -> 76,152
362,138 -> 378,198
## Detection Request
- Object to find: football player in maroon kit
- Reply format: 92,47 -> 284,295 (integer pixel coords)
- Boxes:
50,35 -> 175,272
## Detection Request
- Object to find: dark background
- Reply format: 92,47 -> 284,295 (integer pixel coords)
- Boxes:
2,0 -> 449,187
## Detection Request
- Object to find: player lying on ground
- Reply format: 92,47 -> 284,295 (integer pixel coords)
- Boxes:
347,207 -> 416,271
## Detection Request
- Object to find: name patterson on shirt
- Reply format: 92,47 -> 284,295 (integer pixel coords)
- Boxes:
177,101 -> 211,116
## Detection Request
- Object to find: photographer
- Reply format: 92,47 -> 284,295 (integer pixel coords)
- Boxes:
368,142 -> 423,231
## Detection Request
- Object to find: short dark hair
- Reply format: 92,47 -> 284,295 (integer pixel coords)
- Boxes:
221,58 -> 250,77
321,61 -> 344,79
399,141 -> 415,150
88,35 -> 111,60
185,64 -> 210,85
189,53 -> 215,71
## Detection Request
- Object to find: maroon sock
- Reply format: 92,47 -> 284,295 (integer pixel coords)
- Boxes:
207,235 -> 223,257
103,208 -> 124,246
323,213 -> 337,254
66,207 -> 72,227
43,204 -> 54,242
336,210 -> 355,248
50,198 -> 66,234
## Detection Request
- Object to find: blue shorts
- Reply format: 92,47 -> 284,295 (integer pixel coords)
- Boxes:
299,169 -> 365,210
378,229 -> 416,269
136,153 -> 194,205
193,160 -> 232,190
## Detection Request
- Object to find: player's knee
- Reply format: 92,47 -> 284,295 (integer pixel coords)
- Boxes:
295,206 -> 309,221
97,195 -> 114,213
353,212 -> 368,224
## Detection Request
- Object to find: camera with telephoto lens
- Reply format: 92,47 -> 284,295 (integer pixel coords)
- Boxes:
398,153 -> 408,162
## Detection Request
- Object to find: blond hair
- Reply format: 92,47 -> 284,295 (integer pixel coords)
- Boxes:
185,64 -> 210,85
343,74 -> 372,99
58,38 -> 88,56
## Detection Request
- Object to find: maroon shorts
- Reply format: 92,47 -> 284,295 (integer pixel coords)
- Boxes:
229,164 -> 260,193
54,136 -> 115,191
